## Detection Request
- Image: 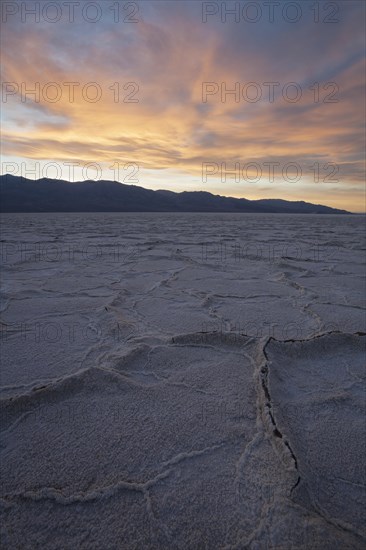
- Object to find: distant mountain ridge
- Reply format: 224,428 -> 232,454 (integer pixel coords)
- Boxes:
0,174 -> 351,214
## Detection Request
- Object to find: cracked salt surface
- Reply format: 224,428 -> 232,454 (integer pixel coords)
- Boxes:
0,213 -> 365,548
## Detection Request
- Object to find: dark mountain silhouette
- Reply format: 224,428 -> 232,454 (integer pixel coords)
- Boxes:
0,175 -> 350,214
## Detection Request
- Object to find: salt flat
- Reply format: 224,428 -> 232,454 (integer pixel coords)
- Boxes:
0,213 -> 365,549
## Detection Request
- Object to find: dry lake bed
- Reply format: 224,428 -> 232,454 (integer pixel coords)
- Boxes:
1,213 -> 365,549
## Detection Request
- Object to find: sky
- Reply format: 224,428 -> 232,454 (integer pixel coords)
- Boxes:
1,0 -> 365,211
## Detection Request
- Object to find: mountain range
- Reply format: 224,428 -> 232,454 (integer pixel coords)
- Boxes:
0,174 -> 350,214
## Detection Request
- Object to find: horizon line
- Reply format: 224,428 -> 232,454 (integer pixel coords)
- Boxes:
1,173 -> 362,213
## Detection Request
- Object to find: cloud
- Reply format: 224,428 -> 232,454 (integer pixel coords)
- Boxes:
1,0 -> 365,210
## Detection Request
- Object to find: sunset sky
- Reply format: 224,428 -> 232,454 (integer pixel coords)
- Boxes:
1,0 -> 365,211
